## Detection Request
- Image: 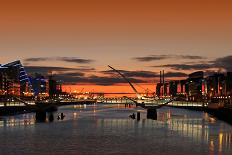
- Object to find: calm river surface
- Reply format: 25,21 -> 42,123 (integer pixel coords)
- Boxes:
0,104 -> 232,155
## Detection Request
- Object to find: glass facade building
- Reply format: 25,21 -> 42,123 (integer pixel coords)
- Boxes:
0,60 -> 34,96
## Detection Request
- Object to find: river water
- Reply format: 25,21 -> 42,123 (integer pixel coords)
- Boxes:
0,104 -> 231,155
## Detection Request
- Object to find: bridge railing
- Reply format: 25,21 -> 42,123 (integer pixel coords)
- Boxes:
99,98 -> 209,108
101,98 -> 134,104
0,100 -> 36,107
168,101 -> 207,107
0,101 -> 25,107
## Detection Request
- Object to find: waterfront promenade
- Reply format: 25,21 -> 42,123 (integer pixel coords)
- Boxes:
0,99 -> 96,116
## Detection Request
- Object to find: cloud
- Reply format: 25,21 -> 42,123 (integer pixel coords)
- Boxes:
77,72 -> 186,85
52,74 -> 146,85
74,66 -> 96,72
59,72 -> 85,77
102,69 -> 187,81
24,57 -> 94,64
152,64 -> 213,70
133,55 -> 168,62
53,73 -> 85,83
24,57 -> 49,62
180,55 -> 205,59
85,76 -> 145,85
214,55 -> 232,71
24,66 -> 85,74
102,70 -> 157,78
24,65 -> 189,85
56,57 -> 94,64
133,54 -> 205,62
24,66 -> 96,82
164,72 -> 188,77
151,55 -> 232,71
24,66 -> 86,84
88,71 -> 188,85
24,66 -> 146,85
25,66 -> 95,73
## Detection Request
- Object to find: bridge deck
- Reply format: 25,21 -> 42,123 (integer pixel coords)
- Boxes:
99,98 -> 206,108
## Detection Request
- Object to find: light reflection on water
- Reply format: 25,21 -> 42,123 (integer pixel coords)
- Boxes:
0,114 -> 35,127
0,104 -> 231,155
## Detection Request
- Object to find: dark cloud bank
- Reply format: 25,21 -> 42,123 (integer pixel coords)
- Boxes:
133,54 -> 205,62
23,55 -> 232,85
133,54 -> 232,72
24,66 -> 187,85
24,57 -> 94,64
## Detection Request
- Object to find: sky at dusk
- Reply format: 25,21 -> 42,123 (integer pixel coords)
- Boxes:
1,0 -> 232,94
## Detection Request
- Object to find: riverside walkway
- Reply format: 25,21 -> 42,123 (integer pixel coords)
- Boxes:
0,98 -> 96,116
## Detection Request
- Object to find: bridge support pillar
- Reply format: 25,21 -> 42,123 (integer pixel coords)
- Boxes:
147,108 -> 157,120
137,112 -> 140,121
35,111 -> 46,122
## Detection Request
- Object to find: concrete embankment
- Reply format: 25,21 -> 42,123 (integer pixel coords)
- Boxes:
205,108 -> 232,125
167,104 -> 232,125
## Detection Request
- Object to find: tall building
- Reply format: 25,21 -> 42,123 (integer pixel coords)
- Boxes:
0,60 -> 33,97
179,80 -> 187,95
159,70 -> 231,101
49,75 -> 57,98
226,72 -> 232,96
188,71 -> 204,101
168,80 -> 188,100
48,76 -> 63,98
0,64 -> 21,96
206,73 -> 226,98
0,67 -> 6,96
156,70 -> 169,97
169,81 -> 178,97
30,73 -> 48,97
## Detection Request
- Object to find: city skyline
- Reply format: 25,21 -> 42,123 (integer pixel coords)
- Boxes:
1,1 -> 232,155
1,0 -> 232,93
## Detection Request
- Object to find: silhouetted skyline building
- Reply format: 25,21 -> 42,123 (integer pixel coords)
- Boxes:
168,80 -> 188,100
156,70 -> 169,97
226,72 -> 232,96
30,73 -> 48,96
169,81 -> 178,97
0,60 -> 66,99
0,60 -> 32,96
48,75 -> 62,98
206,73 -> 227,98
162,70 -> 232,101
187,71 -> 204,101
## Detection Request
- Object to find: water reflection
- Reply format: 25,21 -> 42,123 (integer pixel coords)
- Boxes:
95,117 -> 232,154
157,109 -> 232,154
0,115 -> 35,127
90,105 -> 232,154
48,112 -> 54,122
0,104 -> 231,154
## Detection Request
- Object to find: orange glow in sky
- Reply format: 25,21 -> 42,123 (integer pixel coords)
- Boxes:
1,0 -> 232,96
